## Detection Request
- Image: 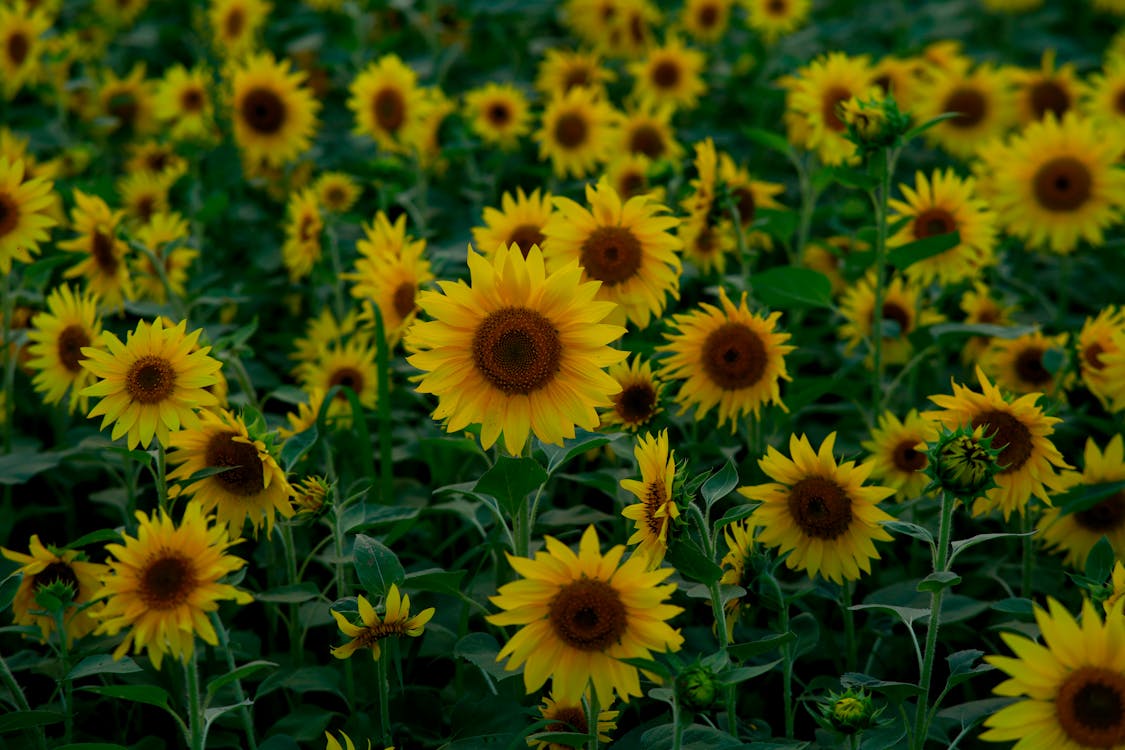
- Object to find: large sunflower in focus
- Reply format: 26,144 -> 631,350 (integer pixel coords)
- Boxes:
535,86 -> 620,179
27,284 -> 102,414
348,54 -> 424,153
472,187 -> 555,261
1038,435 -> 1125,569
231,53 -> 320,167
786,52 -> 874,166
0,157 -> 57,274
406,245 -> 626,455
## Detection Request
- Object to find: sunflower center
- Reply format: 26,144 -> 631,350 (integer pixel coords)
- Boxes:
873,74 -> 893,93
547,706 -> 588,734
629,124 -> 665,158
224,7 -> 245,38
373,87 -> 406,132
821,86 -> 852,132
485,102 -> 511,126
697,2 -> 720,27
136,195 -> 156,222
92,231 -> 119,274
471,307 -> 561,395
615,382 -> 657,424
562,68 -> 591,91
241,87 -> 286,135
913,207 -> 957,238
325,186 -> 346,206
787,476 -> 853,539
507,224 -> 545,257
618,170 -> 647,198
56,324 -> 91,373
180,87 -> 205,112
1033,156 -> 1091,212
1056,666 -> 1125,748
766,0 -> 787,14
146,152 -> 169,172
7,31 -> 29,66
892,440 -> 928,472
734,186 -> 756,226
1074,492 -> 1125,534
580,226 -> 642,286
140,555 -> 197,610
1014,346 -> 1052,386
645,481 -> 669,535
204,431 -> 264,496
943,87 -> 987,128
693,225 -> 718,255
392,281 -> 416,319
970,410 -> 1032,474
877,302 -> 911,337
1085,342 -> 1106,371
328,366 -> 365,400
126,355 -> 176,404
548,578 -> 627,652
107,91 -> 138,129
554,112 -> 588,149
1115,87 -> 1125,116
652,60 -> 682,90
1029,79 -> 1070,120
0,192 -> 19,238
34,561 -> 78,591
702,322 -> 767,390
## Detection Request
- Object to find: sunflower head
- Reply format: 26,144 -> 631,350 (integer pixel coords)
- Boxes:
1,534 -> 105,645
330,584 -> 435,661
816,686 -> 883,735
676,662 -> 719,711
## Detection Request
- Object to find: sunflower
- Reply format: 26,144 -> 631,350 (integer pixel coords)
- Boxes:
717,151 -> 785,251
982,0 -> 1042,10
59,191 -> 133,310
861,410 -> 939,502
94,503 -> 253,670
231,53 -> 320,167
531,693 -> 619,750
658,287 -> 794,430
534,48 -> 615,99
96,64 -> 157,138
80,318 -> 222,450
125,140 -> 187,182
1078,306 -> 1125,411
599,355 -> 663,431
914,61 -> 1014,159
617,98 -> 683,163
330,584 -> 434,661
743,0 -> 812,44
348,227 -> 434,347
719,519 -> 758,631
628,36 -> 707,111
605,154 -> 664,203
117,170 -> 171,226
740,432 -> 895,584
401,86 -> 457,173
543,178 -> 681,329
678,138 -> 726,274
406,245 -> 626,454
981,598 -> 1125,749
786,52 -> 875,166
923,366 -> 1071,518
154,64 -> 214,142
289,307 -> 363,370
348,54 -> 424,153
887,169 -> 997,286
983,330 -> 1071,398
535,86 -> 621,179
297,336 -> 380,413
1011,51 -> 1084,125
621,430 -> 678,567
472,187 -> 555,261
209,0 -> 270,58
0,2 -> 50,100
991,112 -> 1125,255
27,285 -> 102,414
1082,54 -> 1125,129
325,732 -> 375,750
871,55 -> 924,111
463,82 -> 532,151
1038,435 -> 1125,569
681,0 -> 733,43
281,188 -> 322,282
960,281 -> 1018,366
801,236 -> 866,296
489,525 -> 683,704
313,171 -> 361,213
0,157 -> 57,274
1,535 -> 105,645
131,211 -> 195,304
838,271 -> 943,367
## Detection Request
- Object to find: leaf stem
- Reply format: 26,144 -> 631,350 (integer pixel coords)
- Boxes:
912,491 -> 955,750
843,580 -> 857,673
370,302 -> 393,505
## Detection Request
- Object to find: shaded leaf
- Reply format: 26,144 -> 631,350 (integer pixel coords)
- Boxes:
701,461 -> 739,512
751,267 -> 833,310
474,456 -> 548,517
887,231 -> 960,270
66,655 -> 142,681
206,660 -> 277,702
454,632 -> 516,682
729,632 -> 796,661
917,571 -> 961,593
666,539 -> 722,585
0,711 -> 64,734
353,535 -> 404,597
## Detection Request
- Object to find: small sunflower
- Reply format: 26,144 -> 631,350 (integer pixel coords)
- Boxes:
348,54 -> 424,153
289,307 -> 363,371
605,153 -> 664,203
281,188 -> 322,282
401,86 -> 457,173
80,318 -> 222,450
621,430 -> 678,567
463,82 -> 532,151
406,245 -> 626,455
535,48 -> 615,99
313,171 -> 361,213
231,53 -> 320,167
741,432 -> 896,584
543,178 -> 681,329
628,36 -> 707,111
914,62 -> 1014,159
871,55 -> 924,111
861,410 -> 939,501
960,281 -> 1018,365
58,190 -> 133,311
27,284 -> 102,414
617,98 -> 683,163
719,519 -> 758,631
0,157 -> 57,274
1011,50 -> 1084,125
0,2 -> 50,100
1,535 -> 105,645
801,236 -> 865,296
96,64 -> 157,138
94,503 -> 253,670
1038,435 -> 1125,569
531,693 -> 619,750
125,140 -> 187,182
1082,54 -> 1125,129
117,170 -> 172,226
681,0 -> 733,43
786,52 -> 875,166
658,287 -> 794,430
1077,306 -> 1125,411
923,366 -> 1071,518
131,212 -> 195,305
535,86 -> 621,179
279,387 -> 332,438
983,330 -> 1071,398
599,355 -> 663,431
488,525 -> 684,704
718,151 -> 785,251
154,64 -> 214,142
348,227 -> 434,347
678,138 -> 726,274
210,0 -> 270,58
330,584 -> 434,661
297,336 -> 380,412
838,271 -> 943,367
744,0 -> 812,44
472,187 -> 555,261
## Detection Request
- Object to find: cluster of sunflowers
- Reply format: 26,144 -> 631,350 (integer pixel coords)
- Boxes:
3,0 -> 1125,748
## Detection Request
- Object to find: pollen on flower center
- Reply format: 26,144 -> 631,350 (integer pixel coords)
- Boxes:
1055,666 -> 1125,748
180,87 -> 205,112
580,226 -> 643,285
205,432 -> 264,496
56,324 -> 91,373
615,383 -> 656,423
472,307 -> 561,394
1033,156 -> 1091,212
652,60 -> 682,89
92,231 -> 119,274
944,87 -> 987,127
126,355 -> 176,404
630,124 -> 665,158
328,366 -> 365,399
0,193 -> 16,236
787,476 -> 853,539
1085,342 -> 1107,371
971,409 -> 1033,474
702,322 -> 767,390
140,555 -> 197,610
224,7 -> 245,37
873,302 -> 910,337
914,208 -> 957,238
241,87 -> 286,134
548,578 -> 628,652
734,185 -> 757,226
392,281 -> 416,319
554,112 -> 588,148
644,481 -> 668,535
486,102 -> 511,126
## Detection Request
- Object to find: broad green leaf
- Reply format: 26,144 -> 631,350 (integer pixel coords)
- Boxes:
882,520 -> 934,545
66,655 -> 142,681
525,732 -> 587,748
701,460 -> 739,512
751,267 -> 833,310
917,571 -> 961,593
1086,535 -> 1116,582
257,666 -> 345,701
474,456 -> 548,517
717,659 -> 782,685
280,424 -> 318,471
540,431 -> 615,475
665,539 -> 722,585
403,568 -> 466,596
842,672 -> 924,701
352,535 -> 404,597
945,649 -> 993,691
754,209 -> 797,243
903,111 -> 961,141
255,583 -> 320,603
206,660 -> 277,702
714,503 -> 756,532
454,632 -> 516,682
0,449 -> 65,485
617,656 -> 672,680
728,632 -> 795,661
851,603 -> 930,628
935,697 -> 1016,727
81,685 -> 173,712
0,710 -> 64,734
791,612 -> 821,659
343,505 -> 420,534
742,127 -> 793,156
204,699 -> 252,729
0,572 -> 21,611
887,231 -> 960,270
64,529 -> 122,549
949,530 -> 1036,565
991,597 -> 1035,616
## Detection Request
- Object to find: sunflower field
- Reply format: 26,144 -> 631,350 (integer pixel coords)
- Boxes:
3,0 -> 1125,748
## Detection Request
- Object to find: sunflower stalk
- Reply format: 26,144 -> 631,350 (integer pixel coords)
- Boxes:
1020,510 -> 1034,598
325,219 -> 348,323
185,649 -> 205,750
843,580 -> 857,673
0,652 -> 47,750
154,442 -> 169,513
585,688 -> 599,750
51,605 -> 75,744
376,645 -> 392,745
279,522 -> 303,665
765,573 -> 796,738
210,612 -> 258,750
790,152 -> 821,268
129,238 -> 187,322
867,145 -> 901,416
369,302 -> 394,506
2,269 -> 16,456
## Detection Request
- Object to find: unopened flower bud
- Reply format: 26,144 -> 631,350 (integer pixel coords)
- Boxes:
926,425 -> 1002,500
676,664 -> 718,711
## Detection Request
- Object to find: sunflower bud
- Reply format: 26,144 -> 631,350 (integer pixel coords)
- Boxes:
925,425 -> 1003,500
292,475 -> 332,520
676,663 -> 719,711
817,687 -> 882,735
34,578 -> 77,613
839,91 -> 911,155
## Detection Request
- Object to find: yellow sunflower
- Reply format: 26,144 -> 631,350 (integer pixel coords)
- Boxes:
534,48 -> 615,99
628,36 -> 707,111
0,2 -> 50,100
981,597 -> 1125,749
719,519 -> 758,631
718,151 -> 785,252
94,503 -> 253,670
125,140 -> 187,182
325,732 -> 377,750
605,153 -> 664,203
230,53 -> 320,167
1010,50 -> 1085,125
599,355 -> 664,431
743,0 -> 812,44
871,54 -> 924,111
1,535 -> 105,645
131,211 -> 195,304
1082,53 -> 1125,129
535,86 -> 621,179
313,171 -> 361,213
59,190 -> 133,310
0,157 -> 57,274
281,188 -> 322,282
741,432 -> 895,584
117,170 -> 172,227
678,138 -> 726,274
801,236 -> 865,296
914,61 -> 1014,159
348,54 -> 424,153
463,82 -> 532,151
786,52 -> 875,166
658,287 -> 794,430
348,227 -> 434,348
330,584 -> 434,661
991,112 -> 1125,255
406,244 -> 626,455
471,187 -> 555,261
543,178 -> 681,329
681,0 -> 733,44
96,64 -> 157,138
838,271 -> 944,367
923,366 -> 1071,519
80,318 -> 222,450
1078,306 -> 1125,411
297,336 -> 380,413
209,0 -> 270,58
27,284 -> 102,414
887,169 -> 997,286
401,86 -> 457,173
1038,435 -> 1125,569
621,430 -> 678,567
289,307 -> 363,370
983,330 -> 1071,398
531,693 -> 619,750
617,97 -> 683,163
960,281 -> 1018,366
489,525 -> 684,704
861,410 -> 940,501
154,64 -> 214,142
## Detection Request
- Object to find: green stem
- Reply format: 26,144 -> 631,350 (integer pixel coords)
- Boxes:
0,653 -> 47,750
792,154 -> 819,268
376,651 -> 391,745
155,442 -> 168,513
514,496 -> 531,558
708,578 -> 738,740
371,302 -> 393,506
210,613 -> 258,750
912,491 -> 955,750
186,650 -> 205,750
728,201 -> 753,293
868,149 -> 894,417
325,219 -> 348,322
843,580 -> 857,673
54,610 -> 74,745
766,574 -> 794,739
1020,510 -> 1034,598
280,523 -> 303,665
671,692 -> 684,750
2,269 -> 15,455
226,355 -> 260,412
586,689 -> 600,750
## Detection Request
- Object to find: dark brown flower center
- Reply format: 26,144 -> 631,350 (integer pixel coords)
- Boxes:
1055,666 -> 1125,748
943,87 -> 987,128
34,561 -> 79,592
970,409 -> 1033,475
204,431 -> 264,496
1085,342 -> 1107,371
892,439 -> 928,472
506,224 -> 545,257
547,706 -> 588,734
325,186 -> 346,206
241,87 -> 286,135
618,169 -> 647,198
57,324 -> 91,373
180,87 -> 205,112
822,86 -> 852,132
876,302 -> 911,338
125,355 -> 176,404
702,322 -> 767,390
107,91 -> 138,130
629,124 -> 665,158
644,480 -> 669,536
135,195 -> 155,222
224,7 -> 245,38
146,152 -> 169,172
693,225 -> 718,255
548,578 -> 627,652
1115,86 -> 1125,116
734,186 -> 756,226
562,68 -> 591,92
140,555 -> 197,610
697,2 -> 720,27
787,476 -> 853,539
1029,79 -> 1070,120
328,366 -> 365,400
92,231 -> 119,274
472,307 -> 561,394
1074,492 -> 1125,534
554,112 -> 588,149
766,0 -> 787,14
579,226 -> 642,285
0,192 -> 18,238
1033,156 -> 1091,212
7,31 -> 29,67
614,382 -> 657,425
392,281 -> 416,320
374,87 -> 406,132
652,60 -> 682,90
1014,346 -> 1052,386
485,102 -> 511,126
297,214 -> 317,243
913,207 -> 957,238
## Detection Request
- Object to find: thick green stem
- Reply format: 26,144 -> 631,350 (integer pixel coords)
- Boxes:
1,652 -> 47,750
843,580 -> 857,673
2,270 -> 16,455
371,303 -> 393,506
186,650 -> 205,750
210,613 -> 258,750
53,609 -> 74,744
766,574 -> 794,739
671,692 -> 684,750
155,442 -> 169,513
792,156 -> 820,268
280,523 -> 303,665
376,651 -> 391,745
868,150 -> 894,417
586,689 -> 600,750
325,220 -> 348,323
514,497 -> 531,559
1020,511 -> 1034,598
912,492 -> 955,750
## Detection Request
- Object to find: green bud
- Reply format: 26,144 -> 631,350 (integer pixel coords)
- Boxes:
925,425 -> 1003,500
840,92 -> 912,156
818,687 -> 882,735
676,664 -> 718,712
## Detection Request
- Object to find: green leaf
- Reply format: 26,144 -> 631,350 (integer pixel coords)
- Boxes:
352,535 -> 404,597
0,572 -> 21,611
717,659 -> 782,685
714,503 -> 756,532
66,655 -> 143,681
929,323 -> 1038,340
944,649 -> 993,691
454,632 -> 516,682
917,571 -> 961,593
540,431 -> 615,475
64,529 -> 123,549
791,611 -> 821,659
54,744 -> 131,750
1042,347 -> 1067,374
881,520 -> 933,545
204,700 -> 252,730
821,166 -> 877,191
887,231 -> 961,270
257,666 -> 345,702
991,597 -> 1035,616
742,127 -> 793,157
1057,481 -> 1125,518
935,697 -> 1016,727
0,449 -> 65,485
617,656 -> 673,680
0,710 -> 65,734
903,111 -> 961,141
842,672 -> 924,701
255,583 -> 320,603
949,530 -> 1037,565
751,267 -> 833,310
206,661 -> 277,702
81,685 -> 173,712
403,568 -> 466,596
754,209 -> 797,243
701,460 -> 739,512
280,424 -> 318,471
474,456 -> 548,517
524,732 -> 587,748
1086,536 -> 1116,582
728,632 -> 795,661
343,505 -> 420,534
665,539 -> 722,584
850,603 -> 930,628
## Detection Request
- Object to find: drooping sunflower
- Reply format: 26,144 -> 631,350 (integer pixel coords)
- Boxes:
330,584 -> 434,661
658,287 -> 794,430
535,48 -> 615,99
1082,53 -> 1125,129
463,82 -> 532,151
1,535 -> 105,645
1038,435 -> 1125,569
96,64 -> 157,138
154,64 -> 214,142
231,53 -> 320,167
531,693 -> 619,750
741,432 -> 896,584
719,519 -> 759,631
887,169 -> 997,286
991,112 -> 1125,255
838,271 -> 943,367
743,0 -> 812,44
281,188 -> 322,282
0,157 -> 57,274
313,171 -> 361,213
680,0 -> 733,43
59,190 -> 133,310
628,36 -> 707,111
297,336 -> 380,412
914,61 -> 1014,159
923,366 -> 1071,518
348,54 -> 424,153
80,318 -> 222,450
348,227 -> 434,347
617,98 -> 683,163
1077,306 -> 1125,411
786,52 -> 875,166
209,0 -> 270,58
959,281 -> 1018,366
621,430 -> 678,567
94,503 -> 253,670
131,211 -> 195,305
599,355 -> 663,431
1011,50 -> 1084,125
981,598 -> 1125,749
472,187 -> 555,261
543,178 -> 681,329
535,86 -> 621,179
0,2 -> 50,100
489,525 -> 684,704
27,284 -> 102,414
983,330 -> 1071,398
861,410 -> 939,502
406,245 -> 626,455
